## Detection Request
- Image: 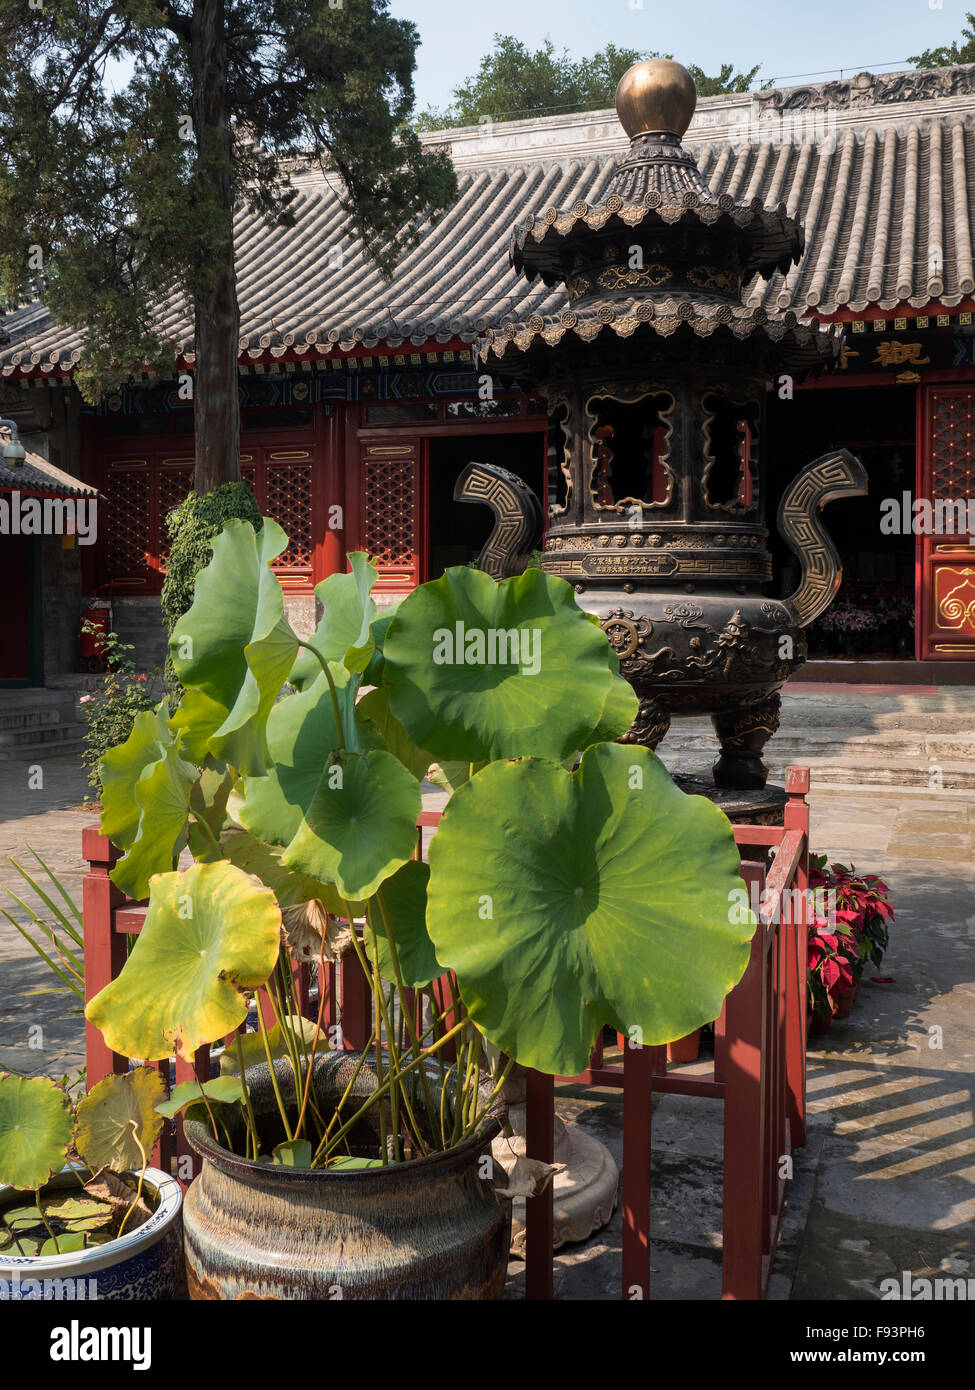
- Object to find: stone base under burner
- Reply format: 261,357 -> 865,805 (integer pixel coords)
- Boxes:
671,773 -> 788,826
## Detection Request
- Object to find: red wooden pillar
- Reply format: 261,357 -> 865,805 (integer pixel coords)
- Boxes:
340,953 -> 372,1051
313,401 -> 344,585
784,766 -> 810,1149
524,1069 -> 554,1300
81,827 -> 127,1089
721,858 -> 768,1301
621,1041 -> 654,1299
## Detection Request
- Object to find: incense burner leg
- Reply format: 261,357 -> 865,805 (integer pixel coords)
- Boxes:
619,697 -> 671,751
711,693 -> 781,790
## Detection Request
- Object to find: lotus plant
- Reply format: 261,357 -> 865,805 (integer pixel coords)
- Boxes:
0,1069 -> 163,1256
84,520 -> 756,1168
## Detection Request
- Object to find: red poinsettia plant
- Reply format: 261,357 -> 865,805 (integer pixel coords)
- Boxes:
807,855 -> 894,1016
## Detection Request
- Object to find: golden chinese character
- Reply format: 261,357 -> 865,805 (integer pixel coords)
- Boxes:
873,341 -> 931,367
839,345 -> 860,369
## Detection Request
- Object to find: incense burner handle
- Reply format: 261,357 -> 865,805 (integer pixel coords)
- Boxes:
454,461 -> 545,580
776,448 -> 868,628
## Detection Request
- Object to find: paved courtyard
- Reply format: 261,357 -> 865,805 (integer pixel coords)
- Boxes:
1,694 -> 973,1301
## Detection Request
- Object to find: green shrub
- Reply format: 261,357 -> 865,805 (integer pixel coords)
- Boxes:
79,629 -> 159,795
160,481 -> 262,693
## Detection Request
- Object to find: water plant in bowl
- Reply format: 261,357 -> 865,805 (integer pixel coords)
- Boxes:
85,521 -> 757,1299
0,1069 -> 183,1299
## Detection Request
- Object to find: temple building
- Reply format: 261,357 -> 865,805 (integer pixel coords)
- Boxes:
2,61 -> 975,683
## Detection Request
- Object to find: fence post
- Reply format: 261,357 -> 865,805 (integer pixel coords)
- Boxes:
784,766 -> 810,1149
81,827 -> 128,1090
621,1042 -> 654,1300
524,1068 -> 554,1300
721,859 -> 768,1300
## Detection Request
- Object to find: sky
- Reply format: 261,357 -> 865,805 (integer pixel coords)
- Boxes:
388,0 -> 972,114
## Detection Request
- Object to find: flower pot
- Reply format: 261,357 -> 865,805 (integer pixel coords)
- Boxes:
833,983 -> 858,1019
810,1008 -> 832,1035
0,1163 -> 183,1300
666,1029 -> 701,1063
182,1051 -> 510,1300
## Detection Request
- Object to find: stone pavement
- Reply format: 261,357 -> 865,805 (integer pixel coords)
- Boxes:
1,703 -> 972,1301
0,752 -> 91,1082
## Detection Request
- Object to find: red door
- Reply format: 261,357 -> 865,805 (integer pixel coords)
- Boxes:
918,387 -> 975,660
0,534 -> 31,680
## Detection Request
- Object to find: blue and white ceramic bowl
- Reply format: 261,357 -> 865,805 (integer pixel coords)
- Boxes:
0,1164 -> 183,1301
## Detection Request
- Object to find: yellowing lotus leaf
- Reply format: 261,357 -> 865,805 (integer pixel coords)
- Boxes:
86,861 -> 282,1062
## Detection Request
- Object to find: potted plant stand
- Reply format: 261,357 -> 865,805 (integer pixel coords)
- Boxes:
0,1162 -> 183,1300
182,1054 -> 510,1300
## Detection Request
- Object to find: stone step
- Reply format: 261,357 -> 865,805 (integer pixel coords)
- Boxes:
662,723 -> 975,763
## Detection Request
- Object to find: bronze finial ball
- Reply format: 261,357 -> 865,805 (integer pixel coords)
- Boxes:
615,59 -> 697,139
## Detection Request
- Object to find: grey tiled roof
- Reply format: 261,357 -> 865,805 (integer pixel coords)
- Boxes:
0,449 -> 99,497
2,64 -> 975,375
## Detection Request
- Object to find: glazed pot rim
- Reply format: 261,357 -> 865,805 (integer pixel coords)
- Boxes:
0,1162 -> 182,1274
184,1059 -> 506,1184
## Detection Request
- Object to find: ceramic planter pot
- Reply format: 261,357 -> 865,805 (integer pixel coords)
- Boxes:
0,1163 -> 183,1300
666,1029 -> 702,1063
182,1052 -> 510,1300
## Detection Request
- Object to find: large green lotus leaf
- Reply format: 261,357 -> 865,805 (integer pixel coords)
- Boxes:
168,689 -> 229,766
220,829 -> 365,917
100,704 -> 173,852
110,741 -> 198,902
365,860 -> 438,988
187,764 -> 234,860
357,686 -> 435,782
86,861 -> 282,1062
383,566 -> 620,762
239,664 -> 372,848
170,518 -> 300,776
155,1075 -> 246,1118
426,743 -> 755,1077
218,1016 -> 320,1077
582,671 -> 639,748
282,749 -> 422,901
290,552 -> 378,689
75,1068 -> 165,1174
0,1074 -> 73,1190
359,608 -> 398,687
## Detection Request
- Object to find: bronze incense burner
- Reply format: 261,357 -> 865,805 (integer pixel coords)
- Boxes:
473,59 -> 866,790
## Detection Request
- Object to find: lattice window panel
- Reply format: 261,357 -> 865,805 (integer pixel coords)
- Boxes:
265,465 -> 312,568
932,394 -> 975,499
363,458 -> 416,566
158,469 -> 193,562
105,469 -> 150,580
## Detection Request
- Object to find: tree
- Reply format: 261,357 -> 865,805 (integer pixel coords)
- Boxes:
414,34 -> 765,129
0,0 -> 456,493
909,12 -> 975,67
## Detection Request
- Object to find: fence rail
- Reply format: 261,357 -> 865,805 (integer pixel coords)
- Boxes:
82,766 -> 811,1301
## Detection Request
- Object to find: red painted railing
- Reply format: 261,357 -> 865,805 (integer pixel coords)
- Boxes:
82,765 -> 810,1300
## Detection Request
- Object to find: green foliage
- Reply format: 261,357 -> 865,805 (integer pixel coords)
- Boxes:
160,481 -> 262,640
0,849 -> 85,1002
910,12 -> 975,66
414,34 -> 765,128
0,0 -> 457,402
0,1069 -> 160,1258
86,523 -> 754,1165
79,630 -> 159,795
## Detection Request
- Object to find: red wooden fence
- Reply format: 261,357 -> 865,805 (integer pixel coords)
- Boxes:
82,765 -> 811,1301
